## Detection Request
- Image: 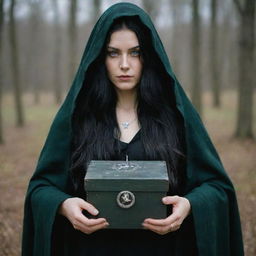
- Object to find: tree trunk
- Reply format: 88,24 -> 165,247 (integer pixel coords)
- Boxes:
92,0 -> 101,24
29,1 -> 41,104
9,0 -> 24,127
68,0 -> 77,87
170,0 -> 181,76
52,0 -> 62,104
0,0 -> 4,143
210,0 -> 221,107
220,1 -> 236,89
191,0 -> 202,115
142,0 -> 157,21
234,0 -> 255,138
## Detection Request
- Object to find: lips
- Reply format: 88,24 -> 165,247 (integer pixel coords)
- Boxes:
117,75 -> 133,81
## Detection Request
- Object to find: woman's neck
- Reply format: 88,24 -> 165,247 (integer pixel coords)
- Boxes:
116,90 -> 137,111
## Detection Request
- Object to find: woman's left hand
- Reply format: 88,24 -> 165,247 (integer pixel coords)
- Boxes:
142,196 -> 191,235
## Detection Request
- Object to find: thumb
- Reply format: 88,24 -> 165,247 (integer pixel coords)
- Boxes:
79,199 -> 99,216
162,196 -> 180,205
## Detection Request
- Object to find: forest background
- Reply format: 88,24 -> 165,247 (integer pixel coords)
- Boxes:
0,0 -> 255,255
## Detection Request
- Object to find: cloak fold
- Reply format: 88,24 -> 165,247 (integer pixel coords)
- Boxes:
22,3 -> 244,256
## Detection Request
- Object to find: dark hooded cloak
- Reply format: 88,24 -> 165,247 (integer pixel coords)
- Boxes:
22,2 -> 244,256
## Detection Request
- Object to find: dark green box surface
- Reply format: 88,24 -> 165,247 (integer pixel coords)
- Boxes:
84,160 -> 169,229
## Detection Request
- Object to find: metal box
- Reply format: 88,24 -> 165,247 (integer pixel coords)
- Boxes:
84,160 -> 169,229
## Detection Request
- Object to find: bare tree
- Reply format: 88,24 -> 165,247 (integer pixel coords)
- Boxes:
28,0 -> 43,104
218,0 -> 237,90
0,0 -> 4,143
142,0 -> 158,21
233,0 -> 255,138
52,0 -> 62,104
92,0 -> 101,24
210,0 -> 221,107
169,0 -> 180,75
169,0 -> 188,78
9,0 -> 25,127
191,0 -> 202,114
68,0 -> 78,87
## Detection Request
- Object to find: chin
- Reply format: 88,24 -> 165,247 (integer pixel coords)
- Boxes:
114,82 -> 138,92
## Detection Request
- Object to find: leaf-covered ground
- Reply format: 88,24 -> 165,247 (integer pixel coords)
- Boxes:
0,91 -> 255,255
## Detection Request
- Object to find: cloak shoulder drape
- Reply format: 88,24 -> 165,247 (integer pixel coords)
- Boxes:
22,3 -> 244,256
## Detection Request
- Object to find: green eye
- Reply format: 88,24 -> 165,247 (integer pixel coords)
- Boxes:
130,50 -> 140,57
107,51 -> 118,57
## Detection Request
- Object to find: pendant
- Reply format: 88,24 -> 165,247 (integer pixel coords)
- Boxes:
121,122 -> 129,129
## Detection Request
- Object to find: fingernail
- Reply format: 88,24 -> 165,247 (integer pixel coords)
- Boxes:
93,209 -> 99,215
162,198 -> 167,203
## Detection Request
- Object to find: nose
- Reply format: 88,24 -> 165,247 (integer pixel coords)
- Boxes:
119,54 -> 130,70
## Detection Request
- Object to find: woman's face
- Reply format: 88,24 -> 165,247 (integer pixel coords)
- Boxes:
105,28 -> 143,93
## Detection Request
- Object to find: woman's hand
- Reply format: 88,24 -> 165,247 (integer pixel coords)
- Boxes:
59,197 -> 109,234
142,196 -> 191,235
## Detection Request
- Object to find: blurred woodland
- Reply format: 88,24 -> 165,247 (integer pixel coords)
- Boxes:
0,0 -> 255,255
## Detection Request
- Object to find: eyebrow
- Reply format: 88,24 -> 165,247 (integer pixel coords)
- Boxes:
107,45 -> 140,51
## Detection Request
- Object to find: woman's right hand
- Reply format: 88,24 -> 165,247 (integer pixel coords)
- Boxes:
59,197 -> 109,234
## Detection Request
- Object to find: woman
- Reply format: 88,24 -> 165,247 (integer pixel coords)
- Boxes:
22,3 -> 244,256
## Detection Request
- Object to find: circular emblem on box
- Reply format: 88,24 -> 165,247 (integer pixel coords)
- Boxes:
116,191 -> 135,209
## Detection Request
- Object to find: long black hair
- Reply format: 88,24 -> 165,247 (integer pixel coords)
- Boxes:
70,16 -> 186,196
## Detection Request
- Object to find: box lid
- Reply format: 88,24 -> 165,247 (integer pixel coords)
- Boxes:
84,160 -> 169,192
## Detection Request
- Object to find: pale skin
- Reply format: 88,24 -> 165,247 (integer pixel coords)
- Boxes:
59,28 -> 191,235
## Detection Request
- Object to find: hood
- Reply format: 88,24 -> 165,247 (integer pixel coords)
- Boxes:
22,3 -> 243,256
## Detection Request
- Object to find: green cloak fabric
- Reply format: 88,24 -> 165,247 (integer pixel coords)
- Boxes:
22,2 -> 244,256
